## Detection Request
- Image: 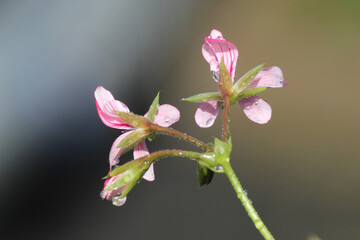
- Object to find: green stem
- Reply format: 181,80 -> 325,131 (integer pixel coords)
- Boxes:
149,123 -> 214,152
222,161 -> 275,240
108,149 -> 208,178
144,149 -> 206,163
222,96 -> 231,141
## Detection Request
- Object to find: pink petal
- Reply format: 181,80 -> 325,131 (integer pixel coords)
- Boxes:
246,66 -> 287,89
153,104 -> 180,127
202,29 -> 238,80
238,96 -> 272,124
133,141 -> 155,181
109,131 -> 133,169
94,86 -> 115,105
95,86 -> 133,129
195,101 -> 220,128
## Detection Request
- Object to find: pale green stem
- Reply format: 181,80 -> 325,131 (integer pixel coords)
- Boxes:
222,161 -> 275,240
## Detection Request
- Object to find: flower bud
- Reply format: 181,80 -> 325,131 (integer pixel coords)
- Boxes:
101,158 -> 152,206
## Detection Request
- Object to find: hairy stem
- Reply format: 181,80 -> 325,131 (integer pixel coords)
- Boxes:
149,123 -> 214,152
222,161 -> 275,240
222,96 -> 231,141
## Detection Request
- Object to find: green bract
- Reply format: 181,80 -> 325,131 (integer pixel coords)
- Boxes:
196,163 -> 214,186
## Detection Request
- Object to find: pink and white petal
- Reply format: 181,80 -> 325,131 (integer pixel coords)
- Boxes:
95,86 -> 115,108
95,86 -> 132,129
109,131 -> 133,169
238,96 -> 272,124
195,101 -> 220,128
133,141 -> 155,181
133,140 -> 149,159
246,66 -> 287,89
202,29 -> 238,80
142,163 -> 155,182
153,104 -> 180,127
97,100 -> 133,129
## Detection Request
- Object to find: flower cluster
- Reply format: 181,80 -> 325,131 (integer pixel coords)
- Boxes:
95,29 -> 286,208
95,86 -> 180,205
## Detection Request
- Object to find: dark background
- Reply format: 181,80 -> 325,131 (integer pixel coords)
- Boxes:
1,1 -> 359,239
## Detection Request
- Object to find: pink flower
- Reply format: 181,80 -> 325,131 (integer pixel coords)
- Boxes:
95,86 -> 180,181
195,30 -> 287,127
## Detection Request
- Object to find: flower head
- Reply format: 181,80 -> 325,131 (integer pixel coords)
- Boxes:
95,86 -> 180,181
195,30 -> 287,127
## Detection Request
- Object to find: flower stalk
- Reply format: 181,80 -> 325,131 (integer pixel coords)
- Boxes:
222,161 -> 275,240
222,95 -> 231,141
149,123 -> 214,152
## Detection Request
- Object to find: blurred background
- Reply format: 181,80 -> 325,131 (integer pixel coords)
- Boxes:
1,0 -> 359,239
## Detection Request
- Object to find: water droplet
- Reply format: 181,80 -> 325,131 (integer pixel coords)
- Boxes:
123,175 -> 131,183
254,101 -> 258,106
214,165 -> 223,171
206,118 -> 213,126
244,189 -> 248,195
211,71 -> 219,81
112,196 -> 127,206
164,116 -> 170,123
178,152 -> 183,156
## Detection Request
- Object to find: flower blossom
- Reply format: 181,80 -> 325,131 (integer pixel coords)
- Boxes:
95,86 -> 180,182
195,29 -> 287,127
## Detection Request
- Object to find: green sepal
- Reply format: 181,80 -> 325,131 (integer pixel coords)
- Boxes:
147,92 -> 160,122
106,157 -> 152,178
117,129 -> 150,148
182,92 -> 222,103
236,87 -> 268,101
103,158 -> 152,198
196,163 -> 214,186
219,59 -> 233,98
232,63 -> 264,98
114,111 -> 150,128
